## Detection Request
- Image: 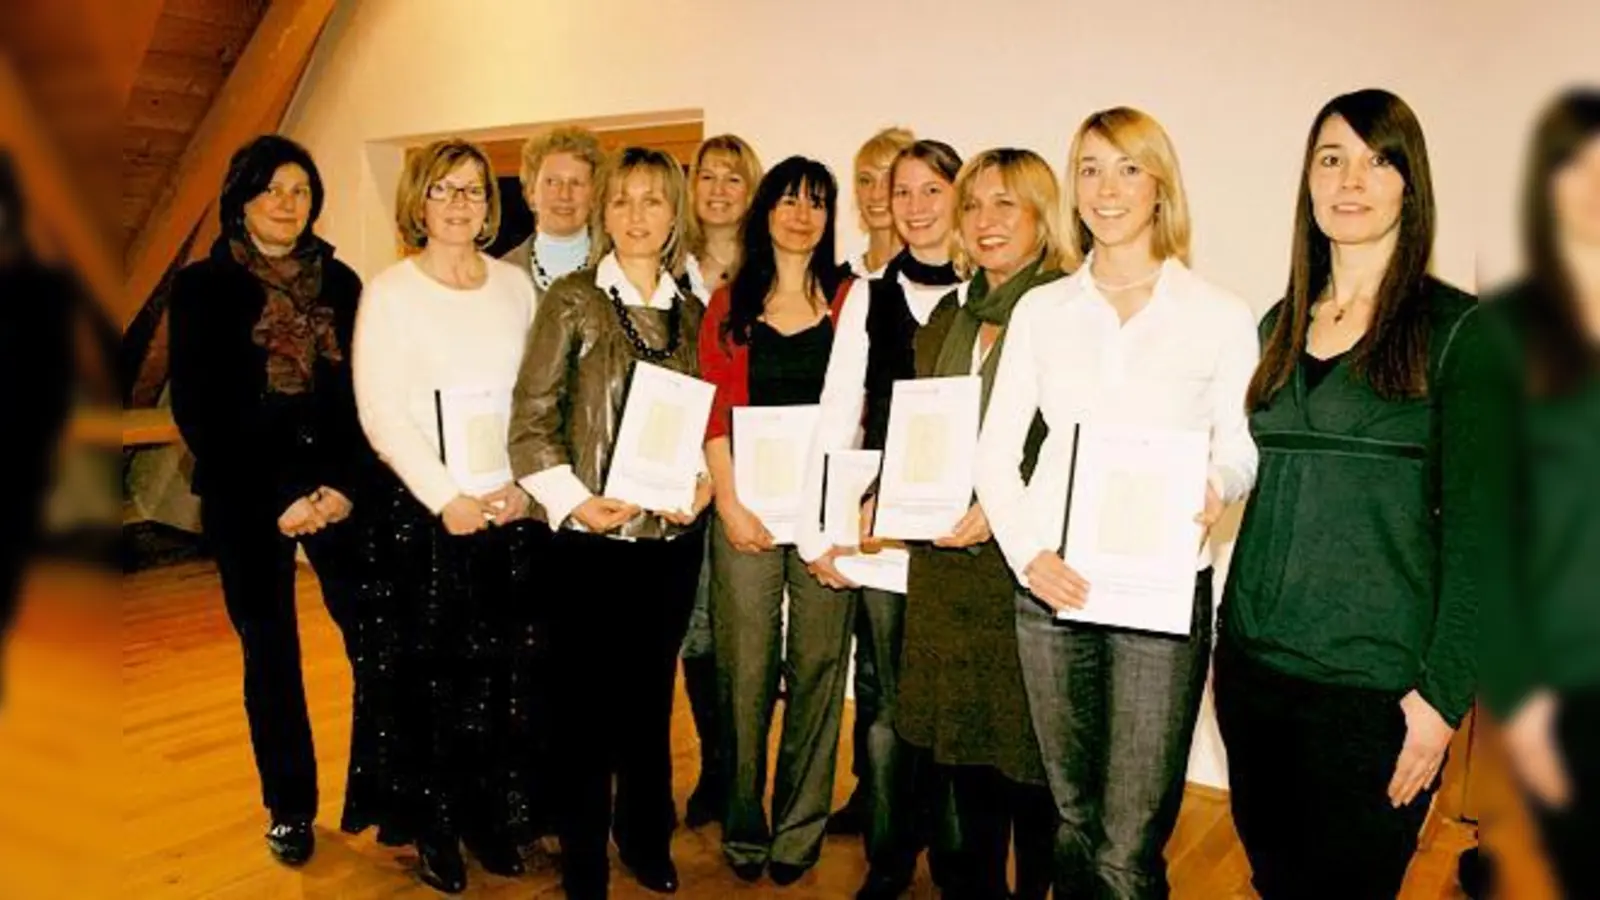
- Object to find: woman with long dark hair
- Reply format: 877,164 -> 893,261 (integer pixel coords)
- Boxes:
1486,87 -> 1600,898
170,134 -> 378,867
699,156 -> 856,884
1214,89 -> 1512,898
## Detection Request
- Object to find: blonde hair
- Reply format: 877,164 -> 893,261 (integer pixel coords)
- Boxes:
853,126 -> 915,232
686,134 -> 763,258
589,146 -> 690,273
395,138 -> 500,252
1062,107 -> 1192,272
953,148 -> 1066,276
518,126 -> 604,194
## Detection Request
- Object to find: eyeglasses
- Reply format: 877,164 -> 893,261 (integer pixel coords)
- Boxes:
426,182 -> 489,204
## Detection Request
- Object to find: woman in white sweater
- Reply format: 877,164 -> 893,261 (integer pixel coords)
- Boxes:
352,138 -> 537,894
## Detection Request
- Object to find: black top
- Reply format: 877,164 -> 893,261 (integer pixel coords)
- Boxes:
1301,349 -> 1346,392
749,317 -> 833,407
170,237 -> 376,508
862,252 -> 960,450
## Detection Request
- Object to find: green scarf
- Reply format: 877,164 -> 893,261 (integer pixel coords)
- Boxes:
933,254 -> 1066,413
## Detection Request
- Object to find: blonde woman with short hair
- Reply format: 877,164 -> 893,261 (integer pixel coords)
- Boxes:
508,146 -> 712,900
353,137 -> 538,893
974,109 -> 1258,897
503,125 -> 605,297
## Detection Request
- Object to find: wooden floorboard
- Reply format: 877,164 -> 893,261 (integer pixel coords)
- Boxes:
6,560 -> 1499,897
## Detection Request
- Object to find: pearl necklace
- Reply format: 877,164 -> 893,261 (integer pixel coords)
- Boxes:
1091,265 -> 1162,293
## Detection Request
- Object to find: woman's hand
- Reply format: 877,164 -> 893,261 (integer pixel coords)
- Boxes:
934,503 -> 992,549
1504,690 -> 1571,809
660,475 -> 714,527
278,496 -> 329,537
1388,690 -> 1455,807
310,487 -> 353,526
717,499 -> 775,554
1195,481 -> 1224,529
441,495 -> 492,536
480,483 -> 532,526
573,496 -> 640,534
807,546 -> 860,590
1023,551 -> 1090,611
858,495 -> 883,553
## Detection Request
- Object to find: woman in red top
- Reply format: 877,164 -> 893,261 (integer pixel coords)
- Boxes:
699,156 -> 855,885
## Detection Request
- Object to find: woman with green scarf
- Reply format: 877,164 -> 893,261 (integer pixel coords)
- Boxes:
975,111 -> 1258,898
893,147 -> 1068,900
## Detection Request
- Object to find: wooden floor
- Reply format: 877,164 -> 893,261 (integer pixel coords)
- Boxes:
93,560 -> 1489,898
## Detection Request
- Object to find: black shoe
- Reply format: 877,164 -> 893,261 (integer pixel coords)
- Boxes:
464,832 -> 525,877
621,852 -> 679,893
730,861 -> 764,883
416,839 -> 467,894
827,785 -> 867,835
855,866 -> 912,900
265,817 -> 314,866
769,861 -> 810,886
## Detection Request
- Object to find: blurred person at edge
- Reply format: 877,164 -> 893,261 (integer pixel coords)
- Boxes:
0,151 -> 76,703
1483,86 -> 1600,899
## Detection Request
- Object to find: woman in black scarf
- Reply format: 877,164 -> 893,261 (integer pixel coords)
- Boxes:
170,134 -> 378,867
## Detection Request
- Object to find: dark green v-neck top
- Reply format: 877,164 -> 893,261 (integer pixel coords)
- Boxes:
1221,278 -> 1515,726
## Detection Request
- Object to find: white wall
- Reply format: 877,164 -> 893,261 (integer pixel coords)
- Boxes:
281,0 -> 1598,789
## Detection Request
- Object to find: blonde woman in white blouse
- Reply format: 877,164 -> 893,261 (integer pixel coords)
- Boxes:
974,109 -> 1258,898
352,138 -> 536,894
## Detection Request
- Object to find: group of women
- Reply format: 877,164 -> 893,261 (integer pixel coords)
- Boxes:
166,84 -> 1600,900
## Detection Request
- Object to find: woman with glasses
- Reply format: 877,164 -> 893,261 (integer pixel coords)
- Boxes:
354,138 -> 538,893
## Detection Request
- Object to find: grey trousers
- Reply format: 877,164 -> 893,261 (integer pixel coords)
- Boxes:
710,517 -> 856,868
1013,570 -> 1213,900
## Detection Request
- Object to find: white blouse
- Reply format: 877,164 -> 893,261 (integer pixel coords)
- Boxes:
974,259 -> 1260,582
352,254 -> 536,513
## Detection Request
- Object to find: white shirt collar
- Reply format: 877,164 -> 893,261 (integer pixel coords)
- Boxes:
596,251 -> 679,310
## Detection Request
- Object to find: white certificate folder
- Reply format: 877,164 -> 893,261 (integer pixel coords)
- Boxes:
732,405 -> 820,545
435,386 -> 513,495
1055,423 -> 1208,636
603,362 -> 715,514
872,376 -> 981,541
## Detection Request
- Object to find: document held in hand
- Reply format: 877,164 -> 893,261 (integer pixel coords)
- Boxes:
1055,423 -> 1209,635
822,449 -> 883,548
836,547 -> 910,594
435,386 -> 513,495
603,362 -> 715,514
732,405 -> 821,545
872,376 -> 982,541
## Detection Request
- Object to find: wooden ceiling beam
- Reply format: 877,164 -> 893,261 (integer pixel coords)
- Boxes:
119,0 -> 336,332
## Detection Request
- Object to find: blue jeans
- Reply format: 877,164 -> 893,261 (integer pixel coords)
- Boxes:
1013,570 -> 1213,900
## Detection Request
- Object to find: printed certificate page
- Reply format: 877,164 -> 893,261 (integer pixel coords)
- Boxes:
873,376 -> 981,541
437,386 -> 513,495
1056,424 -> 1208,635
603,362 -> 715,514
823,450 -> 883,548
732,405 -> 821,545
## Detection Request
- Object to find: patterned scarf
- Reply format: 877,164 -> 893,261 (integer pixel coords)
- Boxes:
235,237 -> 340,395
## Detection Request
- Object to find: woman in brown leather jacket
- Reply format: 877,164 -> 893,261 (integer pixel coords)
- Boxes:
508,146 -> 712,900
